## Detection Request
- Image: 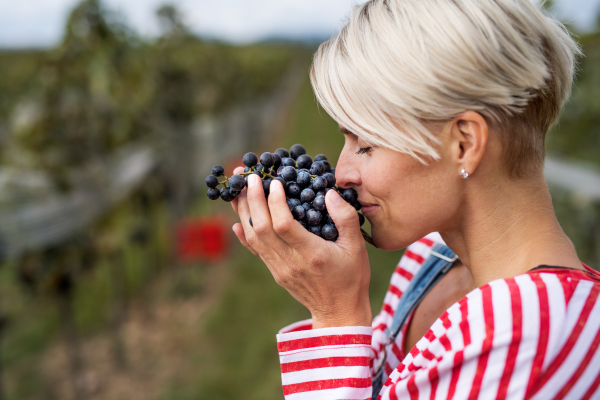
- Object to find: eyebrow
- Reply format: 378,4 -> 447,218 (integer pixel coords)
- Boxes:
339,127 -> 353,135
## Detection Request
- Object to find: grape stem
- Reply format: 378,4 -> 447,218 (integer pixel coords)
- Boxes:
219,175 -> 229,188
361,229 -> 378,248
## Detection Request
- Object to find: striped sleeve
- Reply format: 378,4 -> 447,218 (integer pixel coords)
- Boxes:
277,326 -> 374,400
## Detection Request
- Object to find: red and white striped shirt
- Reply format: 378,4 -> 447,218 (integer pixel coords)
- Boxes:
276,233 -> 600,399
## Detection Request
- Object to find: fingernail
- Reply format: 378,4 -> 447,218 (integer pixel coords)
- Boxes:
249,174 -> 259,187
329,190 -> 345,205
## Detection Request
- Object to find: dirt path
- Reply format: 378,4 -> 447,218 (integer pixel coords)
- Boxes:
26,260 -> 230,400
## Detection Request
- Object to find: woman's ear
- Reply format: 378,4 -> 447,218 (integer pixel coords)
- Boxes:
449,111 -> 488,177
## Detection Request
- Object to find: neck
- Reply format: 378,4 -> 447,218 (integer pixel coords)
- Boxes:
440,175 -> 581,288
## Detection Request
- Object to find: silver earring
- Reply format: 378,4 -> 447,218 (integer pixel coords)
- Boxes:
461,169 -> 469,179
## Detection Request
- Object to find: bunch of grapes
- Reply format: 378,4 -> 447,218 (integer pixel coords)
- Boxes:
205,144 -> 365,242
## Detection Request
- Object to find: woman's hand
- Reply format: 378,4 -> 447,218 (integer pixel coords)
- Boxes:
230,167 -> 372,329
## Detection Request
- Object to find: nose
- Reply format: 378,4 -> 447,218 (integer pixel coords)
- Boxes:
334,143 -> 362,190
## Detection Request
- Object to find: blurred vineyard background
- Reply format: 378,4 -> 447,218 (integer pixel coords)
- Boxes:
0,1 -> 598,399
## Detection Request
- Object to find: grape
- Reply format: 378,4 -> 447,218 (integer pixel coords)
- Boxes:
322,224 -> 338,240
306,209 -> 322,226
205,143 -> 369,244
260,152 -> 274,168
229,174 -> 246,191
310,161 -> 325,176
324,213 -> 334,225
296,154 -> 313,169
212,165 -> 225,177
313,195 -> 326,211
273,177 -> 286,187
281,166 -> 297,182
243,152 -> 258,167
286,182 -> 301,198
290,144 -> 306,160
287,198 -> 301,210
272,153 -> 282,169
206,175 -> 219,188
323,172 -> 336,188
207,188 -> 220,200
342,188 -> 358,204
275,148 -> 290,158
220,188 -> 235,202
263,178 -> 273,194
308,225 -> 322,236
292,205 -> 306,220
296,170 -> 311,187
312,176 -> 327,191
302,202 -> 313,212
281,157 -> 296,168
300,188 -> 316,203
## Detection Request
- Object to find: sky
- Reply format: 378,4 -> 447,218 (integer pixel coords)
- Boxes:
0,0 -> 599,49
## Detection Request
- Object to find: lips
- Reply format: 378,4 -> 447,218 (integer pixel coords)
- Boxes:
359,201 -> 379,216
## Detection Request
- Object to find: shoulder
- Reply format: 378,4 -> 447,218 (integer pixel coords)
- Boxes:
435,271 -> 600,354
392,271 -> 600,399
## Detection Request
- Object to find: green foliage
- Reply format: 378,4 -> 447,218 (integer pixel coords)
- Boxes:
0,2 -> 295,397
546,32 -> 600,267
547,32 -> 600,166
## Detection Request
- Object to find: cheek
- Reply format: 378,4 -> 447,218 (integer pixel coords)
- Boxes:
366,155 -> 460,250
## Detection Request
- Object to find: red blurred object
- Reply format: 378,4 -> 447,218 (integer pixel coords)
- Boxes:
225,158 -> 244,177
177,217 -> 229,263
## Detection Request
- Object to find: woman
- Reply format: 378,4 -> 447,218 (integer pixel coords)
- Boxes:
231,0 -> 600,398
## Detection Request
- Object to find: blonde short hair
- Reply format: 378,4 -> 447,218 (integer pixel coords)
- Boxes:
311,0 -> 581,178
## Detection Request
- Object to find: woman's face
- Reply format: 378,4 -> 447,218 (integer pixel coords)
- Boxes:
335,126 -> 462,250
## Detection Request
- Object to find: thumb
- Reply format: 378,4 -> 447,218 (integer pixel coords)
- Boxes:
325,189 -> 362,247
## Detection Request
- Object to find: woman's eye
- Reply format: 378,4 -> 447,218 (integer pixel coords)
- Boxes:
356,147 -> 373,155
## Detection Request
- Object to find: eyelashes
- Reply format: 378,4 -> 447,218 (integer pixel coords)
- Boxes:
356,147 -> 373,155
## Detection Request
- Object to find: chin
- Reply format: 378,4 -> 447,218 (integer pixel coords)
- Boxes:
370,222 -> 425,251
370,225 -> 407,251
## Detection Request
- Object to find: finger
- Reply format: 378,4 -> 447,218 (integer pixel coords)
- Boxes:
236,184 -> 273,257
237,188 -> 289,281
230,166 -> 246,214
325,190 -> 363,250
234,222 -> 286,285
268,179 -> 317,252
246,175 -> 290,254
232,223 -> 259,256
231,195 -> 239,215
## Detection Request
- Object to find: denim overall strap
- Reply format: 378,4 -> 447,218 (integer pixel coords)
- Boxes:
371,243 -> 458,400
